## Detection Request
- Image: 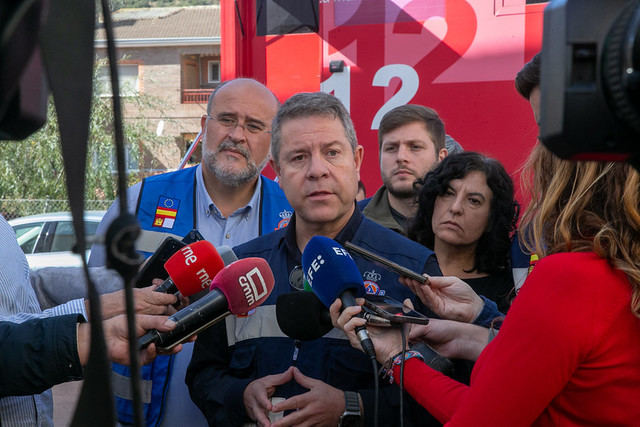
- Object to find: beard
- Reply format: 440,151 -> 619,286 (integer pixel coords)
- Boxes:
382,170 -> 418,200
203,139 -> 268,188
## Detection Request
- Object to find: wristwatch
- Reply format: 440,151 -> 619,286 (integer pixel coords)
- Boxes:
339,391 -> 362,427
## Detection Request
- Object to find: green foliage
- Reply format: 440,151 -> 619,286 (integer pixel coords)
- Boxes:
0,60 -> 170,217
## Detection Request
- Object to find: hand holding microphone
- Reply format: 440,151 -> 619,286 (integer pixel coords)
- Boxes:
139,257 -> 274,351
99,241 -> 228,319
305,237 -> 452,372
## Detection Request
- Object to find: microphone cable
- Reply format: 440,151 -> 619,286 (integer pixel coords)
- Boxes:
371,355 -> 379,427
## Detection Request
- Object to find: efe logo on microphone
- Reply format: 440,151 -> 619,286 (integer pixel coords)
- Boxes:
305,246 -> 351,288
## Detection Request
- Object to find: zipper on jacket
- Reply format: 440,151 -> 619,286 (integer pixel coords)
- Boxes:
292,340 -> 301,364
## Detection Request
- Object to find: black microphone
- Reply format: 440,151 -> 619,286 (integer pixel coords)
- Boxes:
276,291 -> 391,341
276,292 -> 333,340
138,257 -> 275,351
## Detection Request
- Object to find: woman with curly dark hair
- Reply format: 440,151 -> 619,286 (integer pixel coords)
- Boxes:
408,151 -> 519,313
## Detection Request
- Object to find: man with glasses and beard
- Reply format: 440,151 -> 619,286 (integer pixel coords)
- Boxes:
88,78 -> 292,427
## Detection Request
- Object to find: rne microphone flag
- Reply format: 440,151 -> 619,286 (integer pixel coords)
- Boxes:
155,240 -> 225,296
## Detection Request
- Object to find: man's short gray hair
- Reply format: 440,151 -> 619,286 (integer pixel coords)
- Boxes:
270,92 -> 357,165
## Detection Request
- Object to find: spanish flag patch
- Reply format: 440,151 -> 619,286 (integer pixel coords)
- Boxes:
152,196 -> 180,229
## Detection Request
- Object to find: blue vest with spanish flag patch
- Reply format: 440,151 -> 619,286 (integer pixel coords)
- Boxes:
112,166 -> 292,426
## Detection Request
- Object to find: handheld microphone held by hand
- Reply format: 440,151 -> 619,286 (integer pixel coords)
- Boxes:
139,257 -> 274,351
154,240 -> 225,296
135,229 -> 206,288
302,236 -> 376,359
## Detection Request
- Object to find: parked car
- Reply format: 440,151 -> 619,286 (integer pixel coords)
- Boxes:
8,211 -> 106,269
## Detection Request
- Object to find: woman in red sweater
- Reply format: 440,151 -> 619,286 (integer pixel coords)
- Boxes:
332,147 -> 640,426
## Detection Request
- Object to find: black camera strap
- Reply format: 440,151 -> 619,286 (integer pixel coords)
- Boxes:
39,0 -> 143,425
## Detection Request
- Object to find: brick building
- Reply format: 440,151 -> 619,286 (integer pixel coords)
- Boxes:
95,6 -> 219,173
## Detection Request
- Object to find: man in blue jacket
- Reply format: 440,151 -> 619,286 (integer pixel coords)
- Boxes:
187,92 -> 442,426
89,78 -> 292,427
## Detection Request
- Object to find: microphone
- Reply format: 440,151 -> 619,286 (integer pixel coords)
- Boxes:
276,291 -> 332,340
138,257 -> 274,351
276,292 -> 391,341
302,236 -> 376,359
154,240 -> 225,296
217,245 -> 238,266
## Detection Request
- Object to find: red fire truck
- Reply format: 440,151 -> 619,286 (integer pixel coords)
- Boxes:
220,0 -> 546,195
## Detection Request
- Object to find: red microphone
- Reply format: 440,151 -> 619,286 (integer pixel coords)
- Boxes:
138,257 -> 274,351
154,240 -> 225,297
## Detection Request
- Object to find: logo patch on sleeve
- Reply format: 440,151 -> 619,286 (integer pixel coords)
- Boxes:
274,209 -> 293,230
152,196 -> 180,229
363,270 -> 385,296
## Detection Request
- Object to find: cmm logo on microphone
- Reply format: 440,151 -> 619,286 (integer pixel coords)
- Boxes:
238,267 -> 269,306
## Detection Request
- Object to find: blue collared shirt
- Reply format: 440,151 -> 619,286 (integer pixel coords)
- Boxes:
89,165 -> 264,266
194,164 -> 261,247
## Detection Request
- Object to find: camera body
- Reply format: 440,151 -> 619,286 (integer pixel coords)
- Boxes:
541,0 -> 640,166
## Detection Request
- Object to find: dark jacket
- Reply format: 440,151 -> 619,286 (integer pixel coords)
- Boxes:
187,209 -> 441,427
358,185 -> 406,235
0,314 -> 83,397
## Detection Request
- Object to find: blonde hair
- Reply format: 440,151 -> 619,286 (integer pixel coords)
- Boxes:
519,144 -> 640,318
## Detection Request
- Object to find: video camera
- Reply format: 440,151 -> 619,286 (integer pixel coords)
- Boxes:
540,0 -> 640,168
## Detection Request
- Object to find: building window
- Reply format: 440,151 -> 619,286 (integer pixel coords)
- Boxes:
208,61 -> 220,84
97,64 -> 140,96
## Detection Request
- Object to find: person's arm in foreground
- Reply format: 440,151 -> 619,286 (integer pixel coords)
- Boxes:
409,318 -> 489,361
334,257 -> 592,425
400,275 -> 503,326
0,313 -> 179,398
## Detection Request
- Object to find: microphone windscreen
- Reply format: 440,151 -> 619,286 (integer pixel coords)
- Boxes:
210,257 -> 274,314
164,240 -> 225,296
302,236 -> 365,308
276,292 -> 332,340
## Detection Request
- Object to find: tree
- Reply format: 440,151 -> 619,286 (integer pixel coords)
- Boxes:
0,60 -> 170,218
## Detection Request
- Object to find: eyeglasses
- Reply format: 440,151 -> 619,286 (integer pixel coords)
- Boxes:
207,114 -> 271,135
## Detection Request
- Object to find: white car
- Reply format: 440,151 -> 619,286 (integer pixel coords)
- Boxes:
9,211 -> 106,269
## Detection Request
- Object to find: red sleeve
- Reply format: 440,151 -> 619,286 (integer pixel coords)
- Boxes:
392,358 -> 468,423
393,253 -> 604,425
